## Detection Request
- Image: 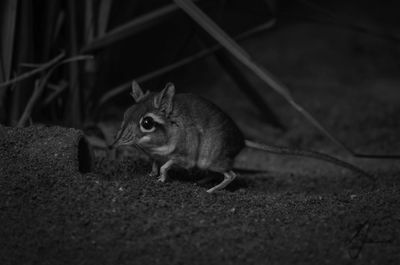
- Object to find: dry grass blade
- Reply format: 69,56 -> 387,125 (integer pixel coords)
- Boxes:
84,0 -> 95,43
17,78 -> 46,127
98,20 -> 276,106
19,62 -> 47,68
54,10 -> 65,42
0,0 -> 18,81
17,55 -> 93,127
62,55 -> 94,64
98,0 -> 112,36
66,0 -> 81,128
81,1 -> 196,53
0,0 -> 18,122
174,0 -> 400,159
43,81 -> 68,105
0,51 -> 66,88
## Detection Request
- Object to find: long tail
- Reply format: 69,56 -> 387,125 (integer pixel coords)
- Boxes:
245,140 -> 374,180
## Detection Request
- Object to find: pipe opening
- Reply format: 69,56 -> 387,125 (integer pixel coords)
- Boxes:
78,136 -> 93,173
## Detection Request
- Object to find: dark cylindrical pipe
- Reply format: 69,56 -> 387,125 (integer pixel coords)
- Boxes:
0,126 -> 93,176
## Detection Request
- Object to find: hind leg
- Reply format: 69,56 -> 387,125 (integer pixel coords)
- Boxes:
206,171 -> 237,193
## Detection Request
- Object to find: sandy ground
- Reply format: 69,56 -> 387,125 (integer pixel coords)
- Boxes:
1,19 -> 400,265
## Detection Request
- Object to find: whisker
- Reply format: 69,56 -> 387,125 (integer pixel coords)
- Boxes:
133,143 -> 150,156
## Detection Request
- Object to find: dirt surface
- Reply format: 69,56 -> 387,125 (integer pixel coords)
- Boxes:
2,20 -> 400,265
1,150 -> 399,265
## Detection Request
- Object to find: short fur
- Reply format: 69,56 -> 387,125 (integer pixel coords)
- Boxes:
114,83 -> 244,192
114,82 -> 372,193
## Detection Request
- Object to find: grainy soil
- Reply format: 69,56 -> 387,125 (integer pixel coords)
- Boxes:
1,20 -> 400,265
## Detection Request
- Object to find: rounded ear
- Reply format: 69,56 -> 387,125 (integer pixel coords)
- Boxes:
130,81 -> 149,102
153,83 -> 175,114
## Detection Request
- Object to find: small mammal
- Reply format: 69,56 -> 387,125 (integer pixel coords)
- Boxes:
113,82 -> 372,193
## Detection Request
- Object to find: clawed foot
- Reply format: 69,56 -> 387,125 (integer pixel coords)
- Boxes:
149,172 -> 166,182
149,161 -> 159,177
148,170 -> 165,182
155,160 -> 173,184
157,174 -> 167,183
206,171 -> 237,193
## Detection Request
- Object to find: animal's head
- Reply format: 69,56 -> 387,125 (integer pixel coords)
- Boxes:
113,81 -> 176,151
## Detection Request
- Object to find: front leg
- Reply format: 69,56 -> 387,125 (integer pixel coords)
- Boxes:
149,161 -> 159,177
158,160 -> 174,183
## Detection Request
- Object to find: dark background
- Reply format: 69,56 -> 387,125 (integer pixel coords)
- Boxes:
1,0 -> 400,132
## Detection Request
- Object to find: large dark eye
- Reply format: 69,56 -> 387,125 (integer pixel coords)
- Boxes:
140,116 -> 155,132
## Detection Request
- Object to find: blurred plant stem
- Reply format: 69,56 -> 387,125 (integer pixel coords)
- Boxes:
10,0 -> 35,126
65,0 -> 81,127
18,55 -> 93,128
0,0 -> 18,122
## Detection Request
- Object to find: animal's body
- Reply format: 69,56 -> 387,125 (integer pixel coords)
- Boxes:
114,82 -> 371,193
